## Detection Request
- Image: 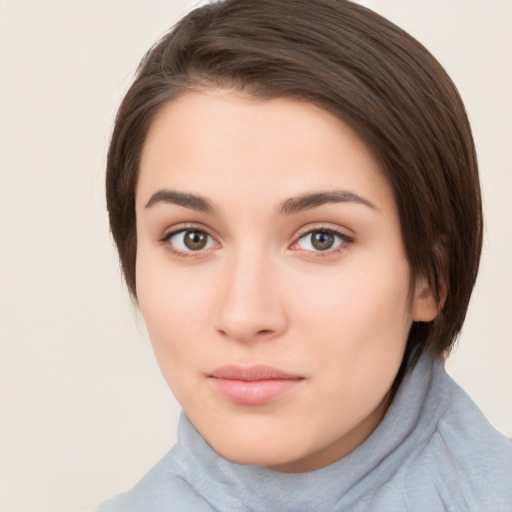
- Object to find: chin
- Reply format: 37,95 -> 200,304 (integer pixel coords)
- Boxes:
213,439 -> 299,468
198,418 -> 314,471
195,409 -> 293,461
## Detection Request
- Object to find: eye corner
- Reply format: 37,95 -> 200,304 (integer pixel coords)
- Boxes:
290,226 -> 353,256
159,226 -> 220,257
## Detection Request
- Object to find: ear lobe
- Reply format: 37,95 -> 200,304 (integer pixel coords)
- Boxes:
413,238 -> 448,322
412,277 -> 445,322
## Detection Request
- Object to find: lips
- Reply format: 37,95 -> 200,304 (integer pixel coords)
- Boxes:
208,365 -> 304,405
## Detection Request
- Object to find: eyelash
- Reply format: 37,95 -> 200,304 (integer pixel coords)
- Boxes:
159,225 -> 353,258
159,225 -> 218,258
292,227 -> 353,257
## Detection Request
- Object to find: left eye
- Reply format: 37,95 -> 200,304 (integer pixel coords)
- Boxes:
167,229 -> 217,252
296,230 -> 345,252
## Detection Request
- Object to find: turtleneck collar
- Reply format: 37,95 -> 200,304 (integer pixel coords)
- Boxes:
172,351 -> 448,511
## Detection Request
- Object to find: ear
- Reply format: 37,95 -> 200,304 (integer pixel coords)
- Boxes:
412,276 -> 445,322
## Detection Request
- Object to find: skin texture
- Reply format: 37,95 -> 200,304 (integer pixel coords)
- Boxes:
135,90 -> 438,473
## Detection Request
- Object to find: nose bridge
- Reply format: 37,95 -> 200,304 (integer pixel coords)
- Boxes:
215,245 -> 287,342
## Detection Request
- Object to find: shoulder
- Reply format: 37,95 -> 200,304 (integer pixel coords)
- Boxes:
401,373 -> 512,512
95,447 -> 215,512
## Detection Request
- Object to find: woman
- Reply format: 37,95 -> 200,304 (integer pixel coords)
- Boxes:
98,0 -> 512,510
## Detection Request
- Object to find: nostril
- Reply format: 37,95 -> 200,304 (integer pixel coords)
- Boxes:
216,326 -> 275,342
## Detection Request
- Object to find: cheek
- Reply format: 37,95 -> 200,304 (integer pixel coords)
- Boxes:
135,249 -> 211,371
292,250 -> 412,387
137,242 -> 214,321
295,257 -> 412,337
301,271 -> 411,407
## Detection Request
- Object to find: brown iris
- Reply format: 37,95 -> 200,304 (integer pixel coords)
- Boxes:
311,230 -> 335,251
183,230 -> 208,250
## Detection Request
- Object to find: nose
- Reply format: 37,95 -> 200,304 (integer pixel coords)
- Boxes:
214,249 -> 288,344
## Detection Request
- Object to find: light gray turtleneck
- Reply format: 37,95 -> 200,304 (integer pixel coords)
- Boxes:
97,352 -> 512,511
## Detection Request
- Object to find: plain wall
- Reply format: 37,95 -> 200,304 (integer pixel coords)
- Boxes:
0,1 -> 510,510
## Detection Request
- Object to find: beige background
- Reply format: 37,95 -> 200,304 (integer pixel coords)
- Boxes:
0,1 -> 510,510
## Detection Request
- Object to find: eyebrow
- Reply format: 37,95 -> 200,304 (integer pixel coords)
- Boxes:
145,190 -> 215,213
144,188 -> 376,215
279,190 -> 377,215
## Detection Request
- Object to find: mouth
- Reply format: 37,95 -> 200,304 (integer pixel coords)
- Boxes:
208,364 -> 305,405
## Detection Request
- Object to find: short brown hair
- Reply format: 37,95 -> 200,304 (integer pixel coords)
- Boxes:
106,0 -> 482,370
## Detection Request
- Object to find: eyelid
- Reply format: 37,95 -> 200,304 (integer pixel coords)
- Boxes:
289,224 -> 354,254
292,223 -> 354,242
157,222 -> 353,257
159,223 -> 221,256
159,222 -> 217,241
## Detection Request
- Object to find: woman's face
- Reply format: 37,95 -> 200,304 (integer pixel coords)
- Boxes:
135,90 -> 436,472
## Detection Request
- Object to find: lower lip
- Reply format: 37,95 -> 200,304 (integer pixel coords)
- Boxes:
208,377 -> 303,405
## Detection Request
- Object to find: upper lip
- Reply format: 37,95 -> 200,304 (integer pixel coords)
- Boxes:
209,364 -> 304,381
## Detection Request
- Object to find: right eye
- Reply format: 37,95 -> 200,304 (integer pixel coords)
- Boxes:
163,229 -> 218,254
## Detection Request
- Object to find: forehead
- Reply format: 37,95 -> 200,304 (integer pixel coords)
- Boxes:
136,90 -> 395,214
